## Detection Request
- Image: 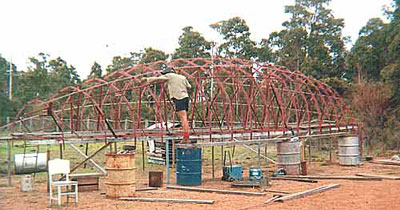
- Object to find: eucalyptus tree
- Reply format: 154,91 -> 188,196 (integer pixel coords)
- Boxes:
269,0 -> 348,79
173,26 -> 211,59
138,47 -> 167,64
48,57 -> 80,90
210,17 -> 257,59
88,62 -> 103,78
106,55 -> 137,75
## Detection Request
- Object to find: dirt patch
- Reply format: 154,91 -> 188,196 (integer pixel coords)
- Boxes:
1,161 -> 400,210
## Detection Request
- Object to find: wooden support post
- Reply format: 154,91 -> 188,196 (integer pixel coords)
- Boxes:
308,141 -> 311,163
221,145 -> 224,168
257,143 -> 261,165
142,141 -> 145,171
172,140 -> 175,168
46,144 -> 50,192
84,143 -> 89,168
264,142 -> 267,157
7,139 -> 12,186
301,138 -> 305,162
166,140 -> 170,184
329,137 -> 333,162
124,118 -> 128,130
212,146 -> 215,179
360,136 -> 364,157
59,144 -> 63,159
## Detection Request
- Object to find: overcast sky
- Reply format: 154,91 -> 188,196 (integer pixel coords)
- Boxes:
0,0 -> 392,78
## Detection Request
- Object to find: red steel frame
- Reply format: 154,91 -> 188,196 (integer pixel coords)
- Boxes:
2,57 -> 361,142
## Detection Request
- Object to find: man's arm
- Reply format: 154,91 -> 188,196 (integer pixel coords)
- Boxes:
184,78 -> 191,89
143,75 -> 169,84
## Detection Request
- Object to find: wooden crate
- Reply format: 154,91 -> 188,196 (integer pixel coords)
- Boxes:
71,173 -> 102,192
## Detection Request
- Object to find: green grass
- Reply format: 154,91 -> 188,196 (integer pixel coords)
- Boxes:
0,139 -> 343,183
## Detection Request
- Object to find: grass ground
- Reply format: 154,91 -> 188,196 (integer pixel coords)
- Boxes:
0,138 -> 336,185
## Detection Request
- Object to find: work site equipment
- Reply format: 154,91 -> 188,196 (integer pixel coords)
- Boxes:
222,150 -> 242,181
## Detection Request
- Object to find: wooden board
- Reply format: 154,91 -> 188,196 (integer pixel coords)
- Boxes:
264,195 -> 282,204
281,175 -> 382,181
71,174 -> 100,192
275,184 -> 340,202
74,184 -> 99,192
135,187 -> 159,192
271,177 -> 318,183
263,189 -> 291,194
119,197 -> 215,204
231,183 -> 261,188
371,160 -> 400,166
167,185 -> 266,196
355,173 -> 400,180
72,177 -> 99,185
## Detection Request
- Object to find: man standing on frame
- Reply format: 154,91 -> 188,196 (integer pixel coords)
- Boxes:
141,64 -> 192,144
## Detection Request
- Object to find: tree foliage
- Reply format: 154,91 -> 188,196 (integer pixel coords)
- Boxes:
106,54 -> 137,75
173,26 -> 211,59
138,47 -> 167,64
347,0 -> 400,150
269,0 -> 348,79
15,53 -> 80,104
89,62 -> 103,78
210,17 -> 256,59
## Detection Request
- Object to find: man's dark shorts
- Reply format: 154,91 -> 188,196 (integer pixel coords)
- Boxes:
172,97 -> 189,112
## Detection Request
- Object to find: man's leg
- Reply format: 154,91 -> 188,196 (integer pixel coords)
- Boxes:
177,110 -> 190,143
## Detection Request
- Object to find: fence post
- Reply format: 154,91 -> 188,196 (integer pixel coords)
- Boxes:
6,117 -> 10,131
7,139 -> 12,186
124,118 -> 128,130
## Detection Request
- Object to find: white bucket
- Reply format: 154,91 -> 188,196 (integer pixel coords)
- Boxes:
21,175 -> 34,192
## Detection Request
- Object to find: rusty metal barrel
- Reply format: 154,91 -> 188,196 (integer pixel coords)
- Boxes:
105,153 -> 136,198
277,141 -> 301,175
338,136 -> 360,166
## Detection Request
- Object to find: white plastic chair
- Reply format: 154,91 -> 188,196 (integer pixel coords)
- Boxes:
48,159 -> 78,206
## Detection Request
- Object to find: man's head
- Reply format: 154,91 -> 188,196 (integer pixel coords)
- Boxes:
161,64 -> 174,75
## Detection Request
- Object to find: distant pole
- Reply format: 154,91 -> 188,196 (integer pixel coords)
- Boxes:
9,59 -> 13,101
